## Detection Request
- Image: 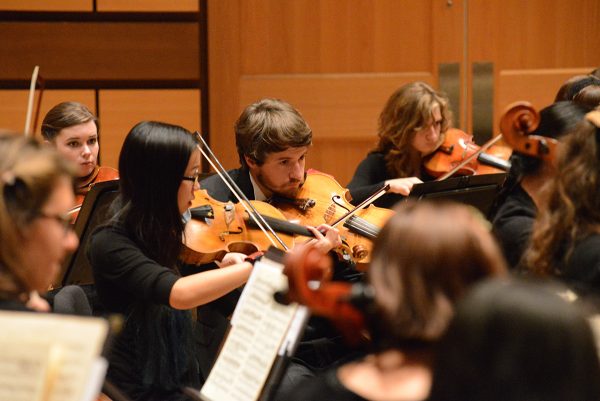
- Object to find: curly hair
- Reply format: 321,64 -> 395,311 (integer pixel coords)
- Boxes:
375,82 -> 452,178
525,111 -> 600,275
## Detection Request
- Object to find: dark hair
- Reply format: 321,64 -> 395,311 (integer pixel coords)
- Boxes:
375,81 -> 452,178
525,111 -> 600,275
112,121 -> 197,266
366,201 -> 506,351
489,101 -> 589,219
573,85 -> 600,109
555,75 -> 600,102
428,278 -> 600,401
235,98 -> 312,169
41,101 -> 98,141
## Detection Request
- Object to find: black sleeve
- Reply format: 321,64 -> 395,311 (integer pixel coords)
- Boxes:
347,154 -> 388,206
89,226 -> 180,311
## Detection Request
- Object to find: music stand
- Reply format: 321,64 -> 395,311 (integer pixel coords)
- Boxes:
408,173 -> 507,217
53,179 -> 120,289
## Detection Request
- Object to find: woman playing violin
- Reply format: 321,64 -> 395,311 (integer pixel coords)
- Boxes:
87,120 -> 341,400
41,101 -> 119,207
347,81 -> 452,208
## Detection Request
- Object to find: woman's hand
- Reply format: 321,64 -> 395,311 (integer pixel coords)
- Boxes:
304,224 -> 341,254
384,177 -> 423,196
26,291 -> 51,312
217,252 -> 247,268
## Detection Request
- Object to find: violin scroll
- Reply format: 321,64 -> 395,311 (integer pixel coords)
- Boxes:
282,243 -> 367,345
500,101 -> 558,162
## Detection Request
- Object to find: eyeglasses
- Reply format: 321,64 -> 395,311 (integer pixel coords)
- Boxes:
35,211 -> 73,235
182,172 -> 201,184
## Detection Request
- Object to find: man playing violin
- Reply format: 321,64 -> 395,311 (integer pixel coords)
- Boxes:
200,98 -> 363,399
201,98 -> 310,203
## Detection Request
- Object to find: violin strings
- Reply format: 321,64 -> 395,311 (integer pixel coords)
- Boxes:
194,132 -> 289,250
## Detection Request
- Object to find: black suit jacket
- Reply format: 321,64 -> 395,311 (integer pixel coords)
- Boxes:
200,168 -> 255,202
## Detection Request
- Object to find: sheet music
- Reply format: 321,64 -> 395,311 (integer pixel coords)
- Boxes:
0,311 -> 108,401
200,258 -> 298,401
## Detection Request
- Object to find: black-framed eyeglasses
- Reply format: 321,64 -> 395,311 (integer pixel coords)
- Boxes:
182,173 -> 201,184
35,211 -> 73,235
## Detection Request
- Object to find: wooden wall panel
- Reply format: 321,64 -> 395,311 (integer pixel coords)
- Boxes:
98,89 -> 201,168
97,0 -> 198,12
209,0 -> 440,179
469,0 -> 600,69
0,0 -> 92,11
0,22 -> 199,80
495,68 -> 594,131
0,90 -> 95,134
240,0 -> 431,74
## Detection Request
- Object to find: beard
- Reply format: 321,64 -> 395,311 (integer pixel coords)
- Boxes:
255,172 -> 303,199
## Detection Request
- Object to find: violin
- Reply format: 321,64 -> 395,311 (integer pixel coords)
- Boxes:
181,189 -> 303,265
424,128 -> 512,180
498,102 -> 557,161
270,170 -> 395,266
281,243 -> 368,346
69,166 -> 119,221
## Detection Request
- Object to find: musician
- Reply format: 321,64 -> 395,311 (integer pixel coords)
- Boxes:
284,201 -> 507,401
201,98 -> 312,203
524,110 -> 600,296
490,101 -> 589,268
347,81 -> 452,208
0,133 -> 78,311
200,98 -> 361,397
87,121 -> 337,400
41,101 -> 118,204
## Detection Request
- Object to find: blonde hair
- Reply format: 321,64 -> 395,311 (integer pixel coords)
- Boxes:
0,134 -> 74,297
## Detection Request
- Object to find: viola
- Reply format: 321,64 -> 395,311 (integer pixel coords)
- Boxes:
69,166 -> 119,221
424,128 -> 512,180
498,102 -> 557,162
281,242 -> 368,346
270,170 -> 395,267
181,189 -> 310,265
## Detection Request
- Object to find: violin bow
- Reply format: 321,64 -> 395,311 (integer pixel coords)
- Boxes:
329,183 -> 390,229
436,133 -> 504,181
193,132 -> 289,250
24,65 -> 45,137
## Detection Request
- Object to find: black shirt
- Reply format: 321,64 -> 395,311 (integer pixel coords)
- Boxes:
347,152 -> 434,209
491,184 -> 537,269
559,235 -> 600,297
285,368 -> 368,401
89,224 -> 200,401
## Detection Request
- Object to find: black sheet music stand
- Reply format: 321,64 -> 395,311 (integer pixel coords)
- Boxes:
53,179 -> 120,289
408,173 -> 507,217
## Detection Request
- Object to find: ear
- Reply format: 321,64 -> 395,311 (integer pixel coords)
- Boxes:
244,155 -> 257,169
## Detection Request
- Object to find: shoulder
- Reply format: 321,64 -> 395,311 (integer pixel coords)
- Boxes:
285,368 -> 365,401
95,166 -> 120,183
200,168 -> 252,201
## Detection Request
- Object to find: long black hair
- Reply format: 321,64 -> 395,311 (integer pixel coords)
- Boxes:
112,121 -> 197,267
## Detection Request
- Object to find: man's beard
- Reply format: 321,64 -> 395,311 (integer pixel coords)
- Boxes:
256,173 -> 303,199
